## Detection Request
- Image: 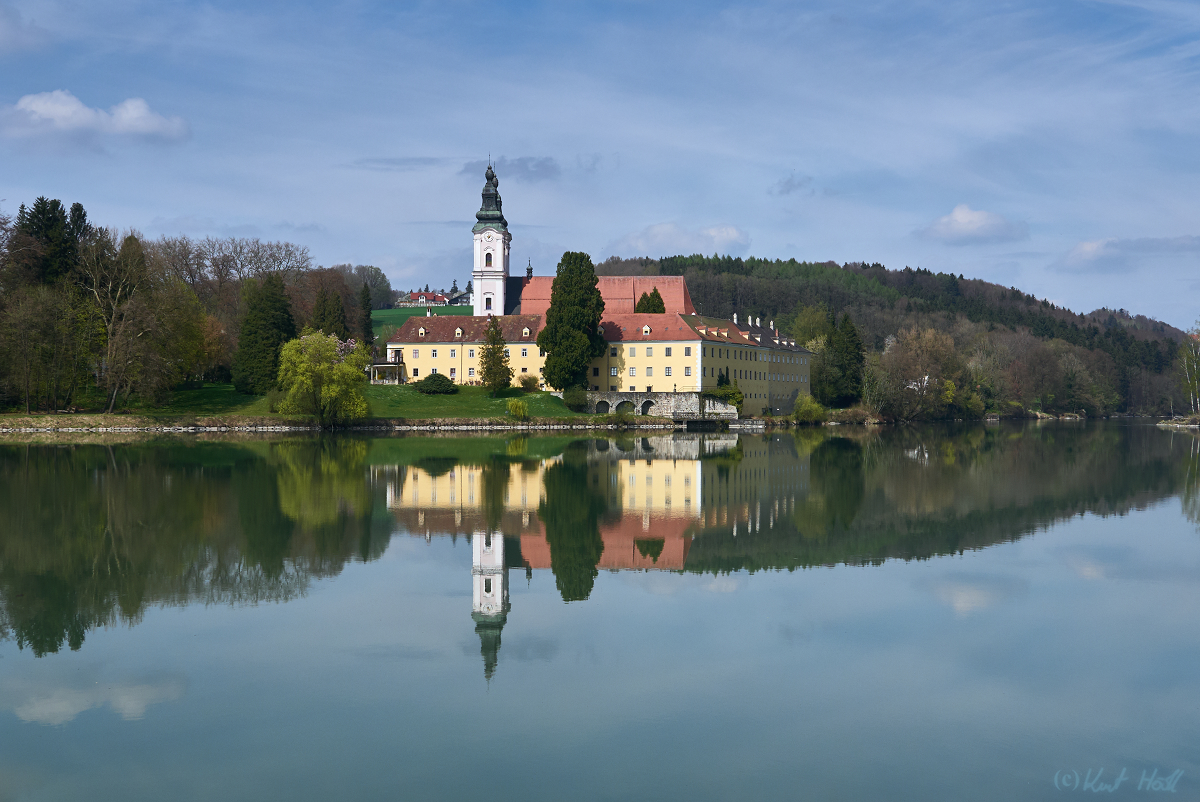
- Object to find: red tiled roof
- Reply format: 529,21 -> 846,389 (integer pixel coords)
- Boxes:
407,291 -> 448,302
516,276 -> 696,316
600,314 -> 703,342
387,314 -> 543,343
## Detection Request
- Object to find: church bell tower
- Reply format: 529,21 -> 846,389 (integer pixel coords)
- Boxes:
471,165 -> 511,315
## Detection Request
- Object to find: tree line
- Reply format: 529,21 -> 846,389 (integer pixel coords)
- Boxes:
596,254 -> 1197,417
0,197 -> 392,412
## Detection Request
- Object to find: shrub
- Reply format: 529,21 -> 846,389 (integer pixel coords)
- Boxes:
793,394 -> 828,425
703,383 -> 744,413
413,372 -> 458,395
562,385 -> 589,412
831,406 -> 868,424
506,399 -> 529,420
519,374 -> 540,393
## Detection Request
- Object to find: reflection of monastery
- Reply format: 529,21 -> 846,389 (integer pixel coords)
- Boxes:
372,433 -> 812,678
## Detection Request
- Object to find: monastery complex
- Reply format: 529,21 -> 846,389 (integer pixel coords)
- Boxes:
385,165 -> 812,415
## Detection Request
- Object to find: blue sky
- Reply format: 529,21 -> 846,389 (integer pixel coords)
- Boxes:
2,0 -> 1198,328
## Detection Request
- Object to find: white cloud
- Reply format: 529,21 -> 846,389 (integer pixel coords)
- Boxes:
2,90 -> 188,141
2,676 -> 186,725
607,222 -> 751,257
925,574 -> 1028,616
919,204 -> 1029,245
1059,234 -> 1200,273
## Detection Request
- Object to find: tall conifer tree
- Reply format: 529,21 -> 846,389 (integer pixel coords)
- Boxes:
359,284 -> 374,351
536,251 -> 605,390
479,316 -> 513,395
232,275 -> 296,394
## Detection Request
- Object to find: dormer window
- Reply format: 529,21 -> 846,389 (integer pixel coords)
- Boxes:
454,327 -> 463,338
642,325 -> 651,335
522,327 -> 530,337
418,327 -> 426,337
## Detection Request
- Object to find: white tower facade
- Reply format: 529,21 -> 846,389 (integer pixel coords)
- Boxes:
471,165 -> 511,315
471,530 -> 509,616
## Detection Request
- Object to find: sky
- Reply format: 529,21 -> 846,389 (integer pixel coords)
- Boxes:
1,0 -> 1198,328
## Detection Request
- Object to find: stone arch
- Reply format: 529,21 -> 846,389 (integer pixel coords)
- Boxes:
615,400 -> 635,415
640,400 -> 655,416
595,400 -> 610,414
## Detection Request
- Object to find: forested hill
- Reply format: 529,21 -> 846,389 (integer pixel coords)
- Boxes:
597,254 -> 1186,414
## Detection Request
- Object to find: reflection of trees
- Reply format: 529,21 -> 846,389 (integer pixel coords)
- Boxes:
538,445 -> 607,602
0,441 -> 387,656
480,459 -> 511,533
1183,436 -> 1200,529
686,424 -> 1194,574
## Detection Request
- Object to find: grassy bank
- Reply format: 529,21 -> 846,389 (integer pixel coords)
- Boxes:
1,382 -> 587,425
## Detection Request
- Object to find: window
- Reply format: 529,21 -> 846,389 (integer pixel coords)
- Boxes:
485,297 -> 492,310
521,348 -> 528,357
454,328 -> 462,338
629,385 -> 635,391
684,366 -> 692,376
610,347 -> 617,357
646,367 -> 653,377
522,327 -> 530,337
431,368 -> 438,374
485,252 -> 492,266
468,349 -> 475,358
418,327 -> 426,337
642,325 -> 651,335
504,348 -> 510,357
412,368 -> 419,376
646,347 -> 653,357
610,385 -> 617,391
629,347 -> 636,357
521,367 -> 528,373
468,368 -> 475,377
610,367 -> 618,376
450,349 -> 456,358
664,366 -> 672,376
431,349 -> 437,358
629,367 -> 636,377
665,347 -> 672,357
685,346 -> 692,356
593,367 -> 600,376
484,578 -> 492,593
450,368 -> 456,377
540,349 -> 545,357
412,349 -> 419,359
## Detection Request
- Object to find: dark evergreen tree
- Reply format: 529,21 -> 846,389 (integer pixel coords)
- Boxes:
232,275 -> 296,394
833,313 -> 865,403
359,283 -> 374,350
479,316 -> 513,395
311,285 -> 348,339
535,251 -> 606,390
451,278 -> 459,293
14,197 -> 79,284
635,287 -> 666,313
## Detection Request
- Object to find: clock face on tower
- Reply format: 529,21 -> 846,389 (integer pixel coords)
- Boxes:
485,233 -> 493,242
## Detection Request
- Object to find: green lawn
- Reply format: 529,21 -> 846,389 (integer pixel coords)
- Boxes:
135,384 -> 273,418
364,384 -> 583,419
372,306 -> 474,329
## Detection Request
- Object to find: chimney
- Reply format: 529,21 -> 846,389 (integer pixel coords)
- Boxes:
426,307 -> 431,317
756,316 -> 761,327
732,312 -> 738,324
769,320 -> 774,330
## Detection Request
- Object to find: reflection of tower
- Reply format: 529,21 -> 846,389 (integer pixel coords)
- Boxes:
472,530 -> 509,681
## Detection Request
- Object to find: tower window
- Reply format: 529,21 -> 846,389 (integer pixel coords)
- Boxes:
485,297 -> 492,310
484,578 -> 492,594
485,252 -> 492,267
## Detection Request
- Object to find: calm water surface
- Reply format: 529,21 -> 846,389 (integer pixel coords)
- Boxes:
1,422 -> 1198,800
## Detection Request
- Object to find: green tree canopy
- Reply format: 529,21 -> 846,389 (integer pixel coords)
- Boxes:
11,197 -> 87,285
277,330 -> 370,425
634,287 -> 666,313
535,251 -> 606,390
232,274 -> 297,395
478,316 -> 513,395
